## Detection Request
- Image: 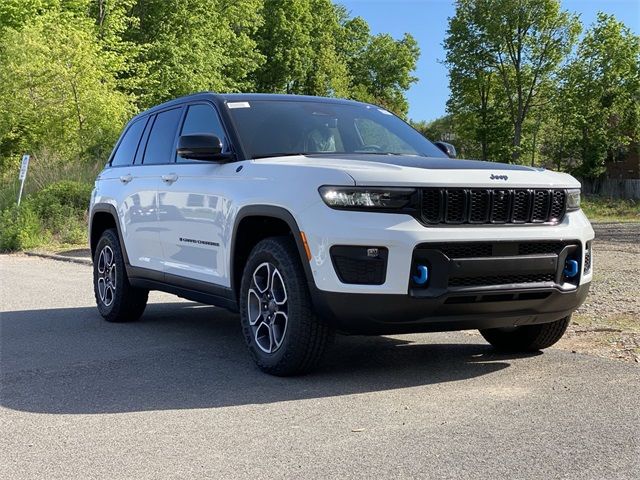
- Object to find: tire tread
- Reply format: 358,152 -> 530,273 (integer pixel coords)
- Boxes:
240,236 -> 333,376
94,228 -> 148,323
480,316 -> 571,352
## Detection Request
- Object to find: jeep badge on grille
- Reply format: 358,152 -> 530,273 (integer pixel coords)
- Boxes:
490,174 -> 508,180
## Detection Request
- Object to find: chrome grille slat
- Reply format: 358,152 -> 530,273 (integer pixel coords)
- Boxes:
420,188 -> 566,225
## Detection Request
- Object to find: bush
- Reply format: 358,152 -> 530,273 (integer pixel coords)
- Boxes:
31,180 -> 91,245
31,181 -> 92,220
0,202 -> 44,252
0,180 -> 91,251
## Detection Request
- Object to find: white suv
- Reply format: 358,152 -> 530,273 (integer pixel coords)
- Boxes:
89,93 -> 594,375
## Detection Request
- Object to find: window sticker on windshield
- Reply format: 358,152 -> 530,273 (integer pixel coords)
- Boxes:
227,102 -> 251,109
378,108 -> 392,115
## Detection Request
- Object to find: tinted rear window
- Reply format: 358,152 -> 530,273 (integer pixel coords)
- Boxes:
142,108 -> 183,165
111,118 -> 147,167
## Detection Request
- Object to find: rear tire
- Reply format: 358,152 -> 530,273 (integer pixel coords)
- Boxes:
480,316 -> 571,352
239,236 -> 333,376
93,228 -> 148,323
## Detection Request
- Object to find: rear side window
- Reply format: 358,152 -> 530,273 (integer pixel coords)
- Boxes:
142,108 -> 183,165
178,104 -> 228,161
111,118 -> 147,167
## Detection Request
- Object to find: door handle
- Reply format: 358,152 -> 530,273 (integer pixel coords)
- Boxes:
161,173 -> 178,184
119,174 -> 132,184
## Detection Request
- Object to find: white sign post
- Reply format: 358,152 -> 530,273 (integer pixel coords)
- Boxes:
17,154 -> 30,206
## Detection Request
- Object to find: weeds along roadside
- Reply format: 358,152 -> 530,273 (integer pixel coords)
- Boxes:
0,153 -> 102,252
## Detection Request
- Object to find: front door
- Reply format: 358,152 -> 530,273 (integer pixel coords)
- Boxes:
157,102 -> 235,287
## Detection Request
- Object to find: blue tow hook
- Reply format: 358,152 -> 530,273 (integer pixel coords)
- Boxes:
412,265 -> 429,285
563,259 -> 579,278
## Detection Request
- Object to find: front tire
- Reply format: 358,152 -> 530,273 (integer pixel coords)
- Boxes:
480,315 -> 571,352
239,236 -> 333,376
93,228 -> 148,323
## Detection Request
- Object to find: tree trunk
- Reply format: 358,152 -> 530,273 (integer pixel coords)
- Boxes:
512,120 -> 522,163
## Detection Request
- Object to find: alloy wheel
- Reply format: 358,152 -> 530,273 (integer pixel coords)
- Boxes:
247,262 -> 289,354
97,245 -> 116,307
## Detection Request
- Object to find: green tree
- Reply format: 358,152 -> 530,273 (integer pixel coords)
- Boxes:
557,13 -> 640,178
254,0 -> 314,93
255,0 -> 350,97
348,32 -> 419,117
0,11 -> 132,171
255,1 -> 419,115
128,0 -> 264,107
88,0 -> 148,100
444,0 -> 511,161
0,0 -> 86,31
444,0 -> 580,162
304,0 -> 350,97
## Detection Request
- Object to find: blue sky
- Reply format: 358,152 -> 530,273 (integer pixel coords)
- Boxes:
340,0 -> 640,121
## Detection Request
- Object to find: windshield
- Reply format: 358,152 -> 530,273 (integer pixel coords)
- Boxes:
226,100 -> 447,159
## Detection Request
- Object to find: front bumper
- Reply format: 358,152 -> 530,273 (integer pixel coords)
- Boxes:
313,283 -> 590,334
298,205 -> 594,295
295,205 -> 594,333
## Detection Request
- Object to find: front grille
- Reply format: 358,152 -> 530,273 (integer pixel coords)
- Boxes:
449,273 -> 555,287
420,188 -> 566,225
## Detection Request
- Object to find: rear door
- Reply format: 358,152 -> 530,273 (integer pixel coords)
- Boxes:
135,107 -> 185,274
101,115 -> 165,273
157,102 -> 235,286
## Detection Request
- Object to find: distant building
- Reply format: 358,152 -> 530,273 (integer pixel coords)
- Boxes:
605,142 -> 639,179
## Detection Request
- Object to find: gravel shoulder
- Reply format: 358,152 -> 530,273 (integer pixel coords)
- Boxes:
557,223 -> 640,362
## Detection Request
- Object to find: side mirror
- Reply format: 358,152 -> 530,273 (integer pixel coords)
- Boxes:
177,134 -> 232,161
435,141 -> 457,158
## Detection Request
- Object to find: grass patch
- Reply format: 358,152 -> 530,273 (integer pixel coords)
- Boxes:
581,196 -> 640,222
572,313 -> 640,333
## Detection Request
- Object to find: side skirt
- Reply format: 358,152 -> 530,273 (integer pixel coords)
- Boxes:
127,266 -> 238,312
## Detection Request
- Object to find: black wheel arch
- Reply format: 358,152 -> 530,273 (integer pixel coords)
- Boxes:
231,205 -> 317,301
90,204 -> 130,265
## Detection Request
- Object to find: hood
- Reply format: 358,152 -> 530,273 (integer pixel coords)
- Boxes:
256,154 -> 581,189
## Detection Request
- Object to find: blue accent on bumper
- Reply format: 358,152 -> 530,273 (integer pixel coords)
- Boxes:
563,259 -> 579,278
412,265 -> 429,285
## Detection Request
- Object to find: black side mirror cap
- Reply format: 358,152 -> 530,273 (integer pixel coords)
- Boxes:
177,134 -> 233,161
435,141 -> 457,158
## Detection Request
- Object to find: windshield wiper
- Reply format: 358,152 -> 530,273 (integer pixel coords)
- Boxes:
253,152 -> 358,159
252,152 -> 308,159
252,151 -> 431,159
352,151 -> 428,157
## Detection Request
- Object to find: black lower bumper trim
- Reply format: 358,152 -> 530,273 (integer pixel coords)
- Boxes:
312,283 -> 590,335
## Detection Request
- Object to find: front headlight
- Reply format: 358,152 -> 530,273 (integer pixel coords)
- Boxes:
566,188 -> 581,211
319,186 -> 416,210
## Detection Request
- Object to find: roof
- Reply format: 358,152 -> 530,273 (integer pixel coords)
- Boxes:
131,92 -> 370,122
218,93 -> 366,106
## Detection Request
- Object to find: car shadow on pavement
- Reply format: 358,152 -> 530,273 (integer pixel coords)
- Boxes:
0,302 -> 538,414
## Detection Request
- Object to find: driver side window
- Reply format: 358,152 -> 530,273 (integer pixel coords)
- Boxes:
354,118 -> 416,154
178,104 -> 228,162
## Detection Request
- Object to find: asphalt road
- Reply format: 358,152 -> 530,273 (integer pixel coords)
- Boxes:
1,255 -> 638,480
